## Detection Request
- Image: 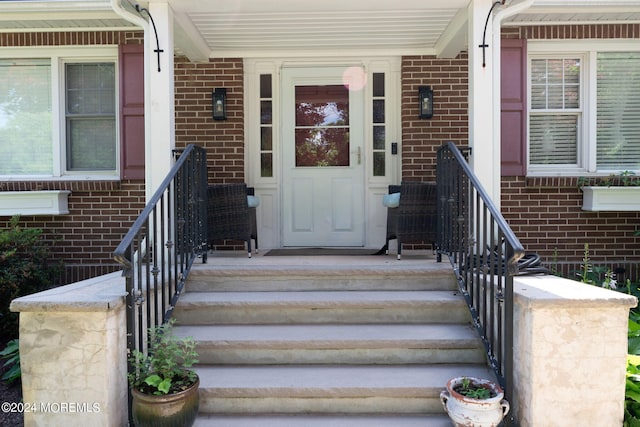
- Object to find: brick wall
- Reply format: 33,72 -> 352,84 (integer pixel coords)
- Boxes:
174,57 -> 245,184
0,31 -> 146,285
0,179 -> 145,286
401,55 -> 469,182
501,24 -> 640,279
401,25 -> 640,280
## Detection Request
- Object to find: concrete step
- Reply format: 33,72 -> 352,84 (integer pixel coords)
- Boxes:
194,414 -> 453,426
187,263 -> 457,292
181,256 -> 486,421
175,323 -> 485,365
173,290 -> 470,325
195,364 -> 495,415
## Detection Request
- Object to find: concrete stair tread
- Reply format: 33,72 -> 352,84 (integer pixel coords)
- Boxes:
194,414 -> 453,426
183,258 -> 483,419
190,260 -> 451,277
195,364 -> 494,396
177,290 -> 462,306
175,323 -> 481,348
186,261 -> 457,292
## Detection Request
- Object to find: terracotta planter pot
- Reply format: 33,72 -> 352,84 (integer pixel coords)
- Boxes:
440,376 -> 510,427
131,376 -> 199,427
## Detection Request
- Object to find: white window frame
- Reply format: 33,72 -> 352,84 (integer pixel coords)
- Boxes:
0,46 -> 119,181
527,40 -> 640,177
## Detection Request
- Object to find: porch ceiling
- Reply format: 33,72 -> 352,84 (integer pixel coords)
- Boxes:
167,0 -> 470,59
156,0 -> 640,60
0,0 -> 638,61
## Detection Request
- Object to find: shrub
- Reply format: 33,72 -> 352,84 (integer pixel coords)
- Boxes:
0,339 -> 20,385
0,216 -> 62,341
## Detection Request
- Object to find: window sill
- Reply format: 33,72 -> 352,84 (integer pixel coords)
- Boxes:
581,186 -> 640,211
0,190 -> 71,216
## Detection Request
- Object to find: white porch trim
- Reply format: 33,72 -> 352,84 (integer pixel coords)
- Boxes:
468,0 -> 499,204
146,1 -> 176,200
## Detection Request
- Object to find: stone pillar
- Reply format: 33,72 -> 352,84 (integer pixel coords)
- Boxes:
10,272 -> 128,427
512,275 -> 637,426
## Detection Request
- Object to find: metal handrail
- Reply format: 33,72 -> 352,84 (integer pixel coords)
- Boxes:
113,144 -> 207,423
436,141 -> 524,426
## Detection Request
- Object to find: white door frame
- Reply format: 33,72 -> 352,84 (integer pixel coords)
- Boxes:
244,57 -> 401,249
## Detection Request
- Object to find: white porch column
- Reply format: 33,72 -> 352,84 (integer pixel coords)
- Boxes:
467,0 -> 500,206
146,1 -> 175,200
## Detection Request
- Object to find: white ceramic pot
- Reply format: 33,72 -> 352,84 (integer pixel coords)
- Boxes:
440,376 -> 510,427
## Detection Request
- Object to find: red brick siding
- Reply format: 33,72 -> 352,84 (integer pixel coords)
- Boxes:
501,24 -> 640,276
401,25 -> 639,277
503,24 -> 640,40
0,180 -> 145,285
0,31 -> 143,46
0,31 -> 146,284
174,57 -> 245,184
401,55 -> 469,182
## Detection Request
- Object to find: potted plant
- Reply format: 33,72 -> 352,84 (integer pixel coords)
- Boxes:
128,320 -> 199,427
579,171 -> 640,211
440,376 -> 510,427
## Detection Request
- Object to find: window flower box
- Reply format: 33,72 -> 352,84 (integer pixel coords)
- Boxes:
581,186 -> 640,211
0,191 -> 71,216
579,171 -> 640,211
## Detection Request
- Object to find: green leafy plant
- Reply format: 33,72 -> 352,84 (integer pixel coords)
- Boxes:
627,314 -> 640,426
454,377 -> 494,400
575,244 -> 618,289
0,215 -> 62,341
0,339 -> 20,385
626,354 -> 640,427
578,170 -> 640,188
128,320 -> 199,395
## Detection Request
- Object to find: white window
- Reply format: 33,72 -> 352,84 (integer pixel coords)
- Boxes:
528,41 -> 640,175
0,47 -> 118,179
596,52 -> 640,170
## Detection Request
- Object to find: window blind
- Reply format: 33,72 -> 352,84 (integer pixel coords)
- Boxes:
530,114 -> 578,165
0,59 -> 52,175
597,52 -> 640,170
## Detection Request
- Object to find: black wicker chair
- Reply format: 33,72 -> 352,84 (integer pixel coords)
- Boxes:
383,184 -> 402,255
385,181 -> 437,260
207,183 -> 256,257
247,187 -> 259,252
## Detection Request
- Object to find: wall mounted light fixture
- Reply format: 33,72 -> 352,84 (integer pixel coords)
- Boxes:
418,86 -> 434,119
212,88 -> 227,120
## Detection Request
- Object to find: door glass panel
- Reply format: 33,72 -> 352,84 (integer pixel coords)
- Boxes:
294,85 -> 349,167
260,74 -> 273,177
372,72 -> 386,176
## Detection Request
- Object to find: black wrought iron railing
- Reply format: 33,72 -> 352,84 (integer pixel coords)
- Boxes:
436,141 -> 525,425
113,144 -> 207,399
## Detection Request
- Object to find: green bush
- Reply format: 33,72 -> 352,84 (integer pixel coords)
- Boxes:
0,339 -> 20,385
0,216 -> 62,341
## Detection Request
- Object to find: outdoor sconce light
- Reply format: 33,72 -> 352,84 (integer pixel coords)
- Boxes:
212,88 -> 227,120
418,86 -> 434,119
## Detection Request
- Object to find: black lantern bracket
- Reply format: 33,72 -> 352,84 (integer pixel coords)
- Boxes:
134,3 -> 164,72
418,86 -> 434,119
479,0 -> 506,68
212,88 -> 227,120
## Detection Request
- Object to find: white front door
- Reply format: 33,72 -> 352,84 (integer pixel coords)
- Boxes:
281,67 -> 365,246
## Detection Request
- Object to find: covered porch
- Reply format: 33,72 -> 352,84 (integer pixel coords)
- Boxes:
11,141 -> 638,426
11,248 -> 636,425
